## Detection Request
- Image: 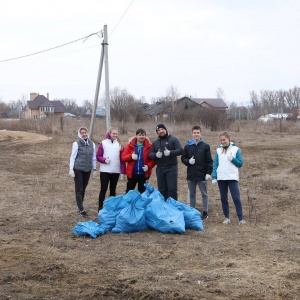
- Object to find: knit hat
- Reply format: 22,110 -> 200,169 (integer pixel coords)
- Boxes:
156,124 -> 167,132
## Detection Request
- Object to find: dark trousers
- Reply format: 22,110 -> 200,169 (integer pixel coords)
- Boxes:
74,169 -> 91,212
98,172 -> 120,210
156,165 -> 178,200
218,180 -> 243,221
126,173 -> 147,193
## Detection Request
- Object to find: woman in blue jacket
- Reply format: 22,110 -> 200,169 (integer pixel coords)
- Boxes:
212,132 -> 246,225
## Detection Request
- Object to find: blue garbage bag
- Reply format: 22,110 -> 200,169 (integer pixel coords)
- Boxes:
141,183 -> 164,206
111,198 -> 148,233
72,220 -> 105,238
98,195 -> 129,232
145,198 -> 185,233
166,197 -> 204,231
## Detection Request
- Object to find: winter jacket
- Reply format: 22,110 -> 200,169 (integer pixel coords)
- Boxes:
211,142 -> 243,181
70,128 -> 96,172
96,132 -> 126,174
121,137 -> 156,179
149,133 -> 183,167
181,139 -> 213,181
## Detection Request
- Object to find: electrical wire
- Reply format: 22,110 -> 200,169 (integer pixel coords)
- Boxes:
0,30 -> 103,63
109,0 -> 135,37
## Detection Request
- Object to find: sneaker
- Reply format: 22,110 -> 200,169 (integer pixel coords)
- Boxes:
239,220 -> 246,225
78,210 -> 87,217
223,218 -> 230,225
202,211 -> 208,220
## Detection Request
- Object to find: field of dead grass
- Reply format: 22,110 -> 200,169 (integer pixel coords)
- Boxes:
0,119 -> 299,300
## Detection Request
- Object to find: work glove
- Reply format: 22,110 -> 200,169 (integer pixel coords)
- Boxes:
156,150 -> 163,158
131,153 -> 138,160
142,165 -> 148,172
120,174 -> 126,181
212,179 -> 217,185
105,158 -> 111,164
164,147 -> 171,157
92,170 -> 97,180
189,156 -> 195,165
227,153 -> 233,161
205,174 -> 211,181
69,170 -> 75,178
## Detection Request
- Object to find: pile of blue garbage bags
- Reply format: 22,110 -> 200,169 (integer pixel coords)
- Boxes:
73,184 -> 204,238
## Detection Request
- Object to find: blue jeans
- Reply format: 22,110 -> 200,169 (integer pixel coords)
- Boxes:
156,165 -> 178,200
218,180 -> 243,221
187,180 -> 208,211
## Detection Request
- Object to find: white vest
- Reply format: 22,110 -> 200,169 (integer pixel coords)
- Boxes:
216,145 -> 239,181
100,139 -> 121,173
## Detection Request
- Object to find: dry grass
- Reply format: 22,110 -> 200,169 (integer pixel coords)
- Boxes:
0,119 -> 300,299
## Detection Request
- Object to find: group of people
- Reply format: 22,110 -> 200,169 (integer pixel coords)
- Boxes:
69,124 -> 246,225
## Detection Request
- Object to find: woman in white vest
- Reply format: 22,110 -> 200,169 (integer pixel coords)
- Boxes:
211,132 -> 246,225
96,128 -> 126,211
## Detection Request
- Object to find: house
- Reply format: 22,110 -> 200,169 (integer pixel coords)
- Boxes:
86,107 -> 106,117
24,93 -> 65,119
144,96 -> 228,120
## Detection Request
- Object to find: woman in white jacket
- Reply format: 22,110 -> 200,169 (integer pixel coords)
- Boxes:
211,132 -> 246,225
96,128 -> 126,211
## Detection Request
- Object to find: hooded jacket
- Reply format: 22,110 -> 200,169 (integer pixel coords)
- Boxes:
211,142 -> 243,181
96,132 -> 126,174
181,138 -> 213,181
121,136 -> 156,179
149,133 -> 183,167
69,127 -> 96,172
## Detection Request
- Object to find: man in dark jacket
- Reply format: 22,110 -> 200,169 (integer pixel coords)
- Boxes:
149,124 -> 183,200
181,126 -> 213,220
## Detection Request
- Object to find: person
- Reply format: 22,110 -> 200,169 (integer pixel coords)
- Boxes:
121,128 -> 156,193
69,126 -> 97,217
181,126 -> 213,220
96,127 -> 126,211
211,132 -> 246,225
149,124 -> 183,200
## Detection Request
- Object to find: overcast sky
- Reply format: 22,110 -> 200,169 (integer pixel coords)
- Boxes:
1,0 -> 299,106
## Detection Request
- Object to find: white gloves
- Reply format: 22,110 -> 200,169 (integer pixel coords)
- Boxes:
69,170 -> 75,178
120,174 -> 125,181
227,153 -> 233,161
212,179 -> 217,185
105,158 -> 111,164
131,153 -> 138,160
92,170 -> 97,179
164,147 -> 171,156
205,174 -> 211,181
156,151 -> 163,158
189,156 -> 195,165
142,165 -> 148,172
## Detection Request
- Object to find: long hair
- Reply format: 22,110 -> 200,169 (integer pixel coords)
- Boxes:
219,132 -> 231,154
109,127 -> 123,150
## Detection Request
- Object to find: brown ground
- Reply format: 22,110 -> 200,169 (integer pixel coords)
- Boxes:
0,121 -> 299,300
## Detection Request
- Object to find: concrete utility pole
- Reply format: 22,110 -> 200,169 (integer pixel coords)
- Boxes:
89,42 -> 104,139
103,24 -> 111,131
89,24 -> 111,139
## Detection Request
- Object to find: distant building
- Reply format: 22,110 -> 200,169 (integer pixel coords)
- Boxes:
144,96 -> 228,121
24,93 -> 65,119
86,107 -> 106,117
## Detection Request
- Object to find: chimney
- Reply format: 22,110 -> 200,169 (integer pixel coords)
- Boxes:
47,93 -> 49,99
30,93 -> 38,101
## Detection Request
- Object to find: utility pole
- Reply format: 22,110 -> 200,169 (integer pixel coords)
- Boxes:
89,24 -> 111,138
89,42 -> 104,139
103,25 -> 111,131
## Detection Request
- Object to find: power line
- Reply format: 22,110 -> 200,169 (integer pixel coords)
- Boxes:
0,30 -> 103,63
109,0 -> 135,37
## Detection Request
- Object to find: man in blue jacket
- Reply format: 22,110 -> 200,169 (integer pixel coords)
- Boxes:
181,126 -> 213,219
149,124 -> 183,200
